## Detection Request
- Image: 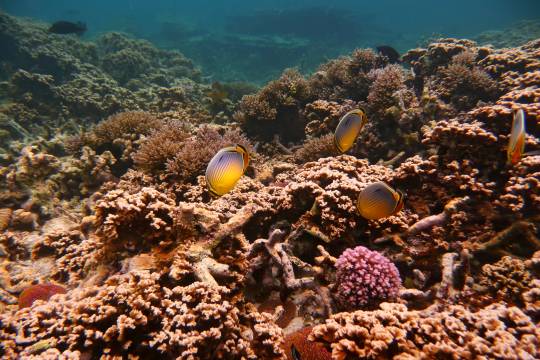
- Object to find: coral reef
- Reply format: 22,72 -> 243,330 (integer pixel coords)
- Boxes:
0,11 -> 539,359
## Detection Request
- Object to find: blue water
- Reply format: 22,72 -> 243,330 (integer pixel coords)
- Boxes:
1,0 -> 539,82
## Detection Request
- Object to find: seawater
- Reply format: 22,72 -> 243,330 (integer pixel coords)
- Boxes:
1,0 -> 539,83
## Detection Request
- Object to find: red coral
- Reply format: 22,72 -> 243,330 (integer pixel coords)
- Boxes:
18,283 -> 67,309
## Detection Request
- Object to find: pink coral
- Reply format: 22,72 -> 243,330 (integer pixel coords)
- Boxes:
335,245 -> 401,308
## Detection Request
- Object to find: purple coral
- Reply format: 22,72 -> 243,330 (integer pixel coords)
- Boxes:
335,245 -> 401,308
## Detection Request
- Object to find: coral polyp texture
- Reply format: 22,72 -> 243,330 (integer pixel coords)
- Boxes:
1,9 -> 540,360
335,246 -> 401,308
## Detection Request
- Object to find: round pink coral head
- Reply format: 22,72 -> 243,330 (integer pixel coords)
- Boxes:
335,245 -> 401,309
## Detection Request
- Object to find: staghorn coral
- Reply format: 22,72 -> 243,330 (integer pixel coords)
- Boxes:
246,228 -> 315,293
0,272 -> 285,359
335,246 -> 401,309
311,301 -> 540,359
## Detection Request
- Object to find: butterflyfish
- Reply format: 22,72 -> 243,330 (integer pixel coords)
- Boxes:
205,144 -> 249,196
507,109 -> 526,165
357,181 -> 404,220
334,108 -> 368,153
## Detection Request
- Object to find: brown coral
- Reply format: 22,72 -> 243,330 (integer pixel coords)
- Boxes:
0,272 -> 285,359
165,125 -> 252,183
311,302 -> 540,359
93,178 -> 177,251
235,69 -> 311,142
133,119 -> 192,173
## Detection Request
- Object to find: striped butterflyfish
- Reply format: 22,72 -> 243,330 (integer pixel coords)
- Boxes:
205,144 -> 249,196
334,108 -> 368,153
357,181 -> 404,220
507,109 -> 526,165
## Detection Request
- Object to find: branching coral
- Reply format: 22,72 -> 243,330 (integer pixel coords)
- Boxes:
133,119 -> 192,173
0,272 -> 285,359
275,155 -> 404,241
80,111 -> 163,152
293,134 -> 337,164
311,302 -> 540,359
32,228 -> 102,284
302,99 -> 358,138
478,256 -> 536,306
307,49 -> 383,101
234,69 -> 311,142
93,181 -> 177,251
433,58 -> 500,111
165,125 -> 252,183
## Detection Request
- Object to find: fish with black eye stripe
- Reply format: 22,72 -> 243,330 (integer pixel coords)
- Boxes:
205,144 -> 250,196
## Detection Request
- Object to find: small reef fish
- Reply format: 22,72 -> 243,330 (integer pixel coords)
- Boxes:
357,181 -> 404,220
334,108 -> 368,153
205,144 -> 250,196
291,345 -> 301,360
507,109 -> 526,165
376,45 -> 400,63
48,21 -> 87,36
